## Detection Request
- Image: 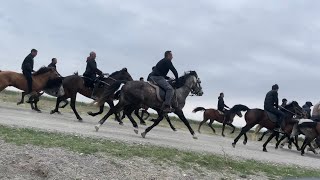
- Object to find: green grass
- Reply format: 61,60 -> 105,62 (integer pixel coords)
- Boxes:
0,125 -> 318,179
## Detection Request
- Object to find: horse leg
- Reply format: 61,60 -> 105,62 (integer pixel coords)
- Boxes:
17,91 -> 27,105
175,109 -> 197,139
262,131 -> 277,152
59,99 -> 69,108
70,94 -> 82,121
293,135 -> 300,151
141,113 -> 164,138
123,106 -> 139,134
208,120 -> 216,134
88,104 -> 104,117
232,123 -> 255,147
198,118 -> 208,134
301,138 -> 312,156
275,134 -> 286,149
142,110 -> 150,120
50,97 -> 64,114
221,122 -> 226,137
258,131 -> 268,141
32,96 -> 41,112
165,114 -> 176,131
228,123 -> 236,134
134,109 -> 146,125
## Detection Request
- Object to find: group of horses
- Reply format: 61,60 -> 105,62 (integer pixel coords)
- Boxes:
0,66 -> 319,156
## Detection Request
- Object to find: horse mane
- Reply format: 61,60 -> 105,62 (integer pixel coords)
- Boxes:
174,71 -> 198,88
229,104 -> 250,113
109,68 -> 127,77
45,77 -> 64,89
33,67 -> 53,76
284,101 -> 299,109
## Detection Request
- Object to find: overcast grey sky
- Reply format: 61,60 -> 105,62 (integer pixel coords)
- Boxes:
1,1 -> 319,125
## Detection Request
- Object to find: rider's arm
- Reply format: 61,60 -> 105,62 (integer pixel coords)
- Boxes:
168,61 -> 178,80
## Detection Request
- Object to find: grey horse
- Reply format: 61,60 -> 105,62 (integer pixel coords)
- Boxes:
94,71 -> 203,139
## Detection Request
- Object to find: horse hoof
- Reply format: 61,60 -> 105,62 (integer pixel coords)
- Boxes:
134,128 -> 139,134
232,143 -> 236,148
50,110 -> 55,114
192,135 -> 198,139
258,139 -> 262,141
263,148 -> 268,152
119,121 -> 124,126
140,122 -> 146,126
141,132 -> 146,138
275,146 -> 278,149
17,102 -> 22,105
36,110 -> 41,113
87,112 -> 93,116
222,134 -> 225,137
78,118 -> 83,122
173,129 -> 177,132
301,153 -> 304,156
288,144 -> 292,149
243,141 -> 247,145
95,124 -> 100,132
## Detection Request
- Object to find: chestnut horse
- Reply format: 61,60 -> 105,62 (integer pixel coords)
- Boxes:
193,104 -> 249,137
0,67 -> 59,94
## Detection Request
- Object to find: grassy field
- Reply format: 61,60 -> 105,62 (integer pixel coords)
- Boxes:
0,125 -> 318,179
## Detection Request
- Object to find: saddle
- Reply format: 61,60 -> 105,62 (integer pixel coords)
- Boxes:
82,76 -> 104,89
147,80 -> 176,103
265,111 -> 278,123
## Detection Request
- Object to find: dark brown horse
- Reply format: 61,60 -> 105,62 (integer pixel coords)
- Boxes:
193,104 -> 249,137
232,101 -> 304,152
0,67 -> 59,94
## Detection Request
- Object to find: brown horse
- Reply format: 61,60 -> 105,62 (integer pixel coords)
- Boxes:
0,67 -> 59,94
232,101 -> 304,152
193,104 -> 249,137
49,68 -> 133,121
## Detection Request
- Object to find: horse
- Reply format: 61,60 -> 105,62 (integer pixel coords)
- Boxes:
291,119 -> 320,155
94,71 -> 203,139
0,67 -> 59,95
193,104 -> 249,137
232,101 -> 304,152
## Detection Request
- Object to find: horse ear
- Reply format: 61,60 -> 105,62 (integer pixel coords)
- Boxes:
122,68 -> 127,72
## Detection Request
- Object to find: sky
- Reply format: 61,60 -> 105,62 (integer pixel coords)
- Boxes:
1,1 -> 319,126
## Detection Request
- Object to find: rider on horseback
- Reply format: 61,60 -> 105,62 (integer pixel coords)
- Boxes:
264,84 -> 285,133
281,98 -> 287,107
218,92 -> 229,113
148,51 -> 178,113
302,101 -> 313,119
21,49 -> 37,94
83,51 -> 103,98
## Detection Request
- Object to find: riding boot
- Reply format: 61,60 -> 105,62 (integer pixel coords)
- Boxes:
161,103 -> 173,113
91,80 -> 100,100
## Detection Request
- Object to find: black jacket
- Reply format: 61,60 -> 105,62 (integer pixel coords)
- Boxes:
218,96 -> 229,111
264,90 -> 278,110
83,59 -> 102,77
302,104 -> 312,118
21,54 -> 34,72
48,62 -> 56,69
150,58 -> 178,79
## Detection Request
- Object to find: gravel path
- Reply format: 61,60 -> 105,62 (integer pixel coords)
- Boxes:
0,103 -> 319,170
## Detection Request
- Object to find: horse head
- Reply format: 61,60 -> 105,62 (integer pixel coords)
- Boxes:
33,67 -> 59,79
181,71 -> 203,96
284,101 -> 304,118
109,68 -> 133,81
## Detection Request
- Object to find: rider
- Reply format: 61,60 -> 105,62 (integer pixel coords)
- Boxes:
218,92 -> 229,113
48,58 -> 57,70
83,51 -> 103,98
281,98 -> 287,107
264,84 -> 285,132
21,49 -> 37,94
302,101 -> 313,119
311,101 -> 320,122
148,51 -> 178,113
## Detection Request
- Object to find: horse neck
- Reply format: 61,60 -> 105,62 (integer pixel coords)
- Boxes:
33,72 -> 53,84
176,77 -> 194,100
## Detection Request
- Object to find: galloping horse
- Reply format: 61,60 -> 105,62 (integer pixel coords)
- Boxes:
232,101 -> 304,152
50,68 -> 133,121
193,105 -> 249,137
0,67 -> 59,95
94,71 -> 203,139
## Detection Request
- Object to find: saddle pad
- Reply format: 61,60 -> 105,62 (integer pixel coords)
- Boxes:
147,82 -> 164,102
266,111 -> 278,123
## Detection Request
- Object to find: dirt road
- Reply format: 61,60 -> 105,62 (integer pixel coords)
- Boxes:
0,103 -> 319,169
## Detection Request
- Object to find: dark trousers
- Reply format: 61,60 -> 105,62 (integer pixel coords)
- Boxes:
23,70 -> 32,93
150,76 -> 174,106
266,107 -> 285,125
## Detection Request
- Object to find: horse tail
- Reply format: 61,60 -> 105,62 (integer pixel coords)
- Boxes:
95,80 -> 127,106
192,107 -> 206,113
